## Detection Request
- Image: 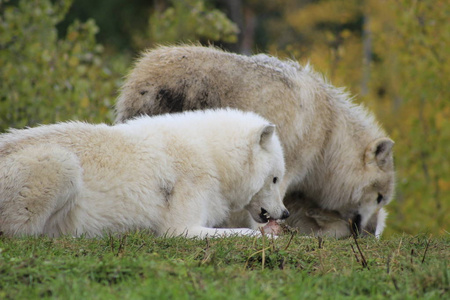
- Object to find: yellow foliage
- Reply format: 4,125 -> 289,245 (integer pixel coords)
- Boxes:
80,96 -> 90,109
438,179 -> 450,192
435,112 -> 444,130
272,0 -> 449,236
287,0 -> 361,30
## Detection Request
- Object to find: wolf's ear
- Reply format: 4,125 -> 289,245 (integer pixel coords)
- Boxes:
259,124 -> 276,149
364,138 -> 394,169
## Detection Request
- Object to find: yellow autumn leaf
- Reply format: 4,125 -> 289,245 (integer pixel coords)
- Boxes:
435,112 -> 444,130
443,105 -> 450,116
340,29 -> 352,39
438,179 -> 450,191
80,96 -> 90,108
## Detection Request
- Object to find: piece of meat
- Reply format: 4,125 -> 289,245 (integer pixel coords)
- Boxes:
261,219 -> 283,235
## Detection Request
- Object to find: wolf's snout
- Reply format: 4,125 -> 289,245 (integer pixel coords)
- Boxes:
259,208 -> 290,222
281,209 -> 290,220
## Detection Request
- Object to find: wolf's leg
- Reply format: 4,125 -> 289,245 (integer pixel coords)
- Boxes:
217,209 -> 259,229
0,145 -> 81,236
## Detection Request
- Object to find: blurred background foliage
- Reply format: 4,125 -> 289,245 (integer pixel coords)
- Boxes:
0,0 -> 448,236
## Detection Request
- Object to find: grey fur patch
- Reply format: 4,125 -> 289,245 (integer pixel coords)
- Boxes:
161,185 -> 174,205
156,87 -> 185,113
197,90 -> 210,109
123,106 -> 146,122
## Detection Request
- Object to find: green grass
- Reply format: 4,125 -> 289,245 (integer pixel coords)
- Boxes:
0,232 -> 448,299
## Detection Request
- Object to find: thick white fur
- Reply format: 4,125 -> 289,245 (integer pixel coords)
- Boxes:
0,108 -> 287,238
115,45 -> 395,238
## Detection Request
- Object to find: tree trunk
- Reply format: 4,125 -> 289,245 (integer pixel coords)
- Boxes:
220,0 -> 255,55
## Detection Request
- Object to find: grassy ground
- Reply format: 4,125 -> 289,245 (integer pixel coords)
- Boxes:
0,232 -> 448,299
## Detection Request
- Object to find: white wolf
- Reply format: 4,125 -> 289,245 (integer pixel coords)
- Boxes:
0,109 -> 288,238
115,45 -> 395,238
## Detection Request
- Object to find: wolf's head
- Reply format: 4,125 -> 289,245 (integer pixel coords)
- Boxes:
348,137 -> 395,236
243,124 -> 289,224
334,137 -> 395,237
301,134 -> 395,238
285,190 -> 390,239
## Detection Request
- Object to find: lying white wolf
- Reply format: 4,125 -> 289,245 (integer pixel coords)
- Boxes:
0,109 -> 288,238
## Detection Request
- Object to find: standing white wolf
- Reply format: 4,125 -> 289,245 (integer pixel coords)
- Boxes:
115,45 -> 395,238
0,109 -> 288,238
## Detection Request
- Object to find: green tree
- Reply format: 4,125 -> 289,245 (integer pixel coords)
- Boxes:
144,0 -> 239,47
0,0 -> 121,131
56,0 -> 152,52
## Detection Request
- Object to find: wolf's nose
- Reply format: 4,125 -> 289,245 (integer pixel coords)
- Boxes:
281,209 -> 290,220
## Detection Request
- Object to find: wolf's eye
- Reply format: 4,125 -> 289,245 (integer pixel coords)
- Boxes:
273,177 -> 278,184
377,193 -> 383,204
